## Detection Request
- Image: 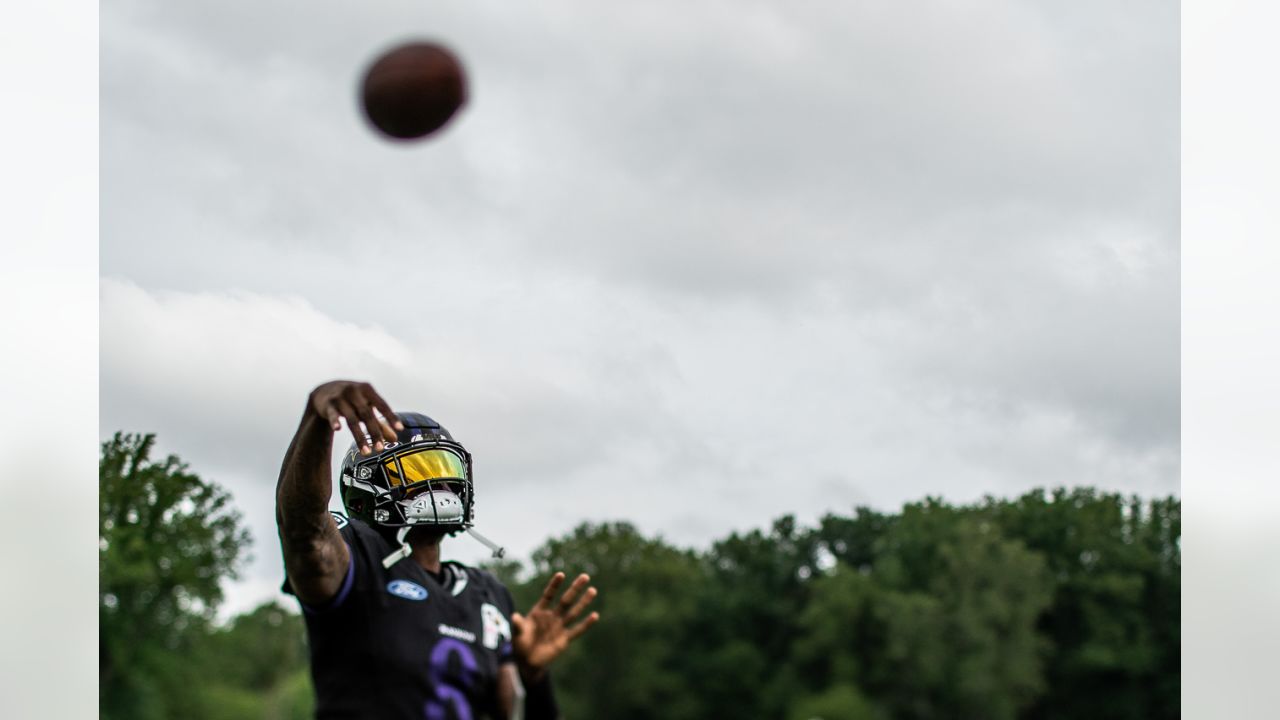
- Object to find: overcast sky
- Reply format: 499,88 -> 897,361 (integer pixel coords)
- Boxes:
100,0 -> 1179,618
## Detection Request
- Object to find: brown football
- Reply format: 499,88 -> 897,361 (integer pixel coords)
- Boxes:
360,42 -> 467,141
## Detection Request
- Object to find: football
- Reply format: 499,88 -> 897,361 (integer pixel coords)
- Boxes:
360,41 -> 468,141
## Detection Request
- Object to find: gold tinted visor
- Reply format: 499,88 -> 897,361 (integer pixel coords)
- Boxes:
383,448 -> 468,491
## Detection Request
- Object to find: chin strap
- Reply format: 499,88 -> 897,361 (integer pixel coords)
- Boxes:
381,526 -> 414,569
382,525 -> 506,566
467,527 -> 506,559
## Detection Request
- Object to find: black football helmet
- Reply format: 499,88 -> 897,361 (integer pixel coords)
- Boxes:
339,412 -> 475,534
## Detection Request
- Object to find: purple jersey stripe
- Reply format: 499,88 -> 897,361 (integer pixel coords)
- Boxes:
301,541 -> 356,615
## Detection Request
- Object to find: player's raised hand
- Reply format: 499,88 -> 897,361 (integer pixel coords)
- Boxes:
308,380 -> 403,455
511,572 -> 600,679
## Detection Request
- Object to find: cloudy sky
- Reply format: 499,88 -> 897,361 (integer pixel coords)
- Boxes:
100,0 -> 1179,617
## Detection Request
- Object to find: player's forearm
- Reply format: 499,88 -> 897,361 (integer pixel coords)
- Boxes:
521,672 -> 559,720
498,663 -> 559,720
276,401 -> 350,600
276,403 -> 342,556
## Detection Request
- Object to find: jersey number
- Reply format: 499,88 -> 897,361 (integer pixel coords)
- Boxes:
425,638 -> 477,720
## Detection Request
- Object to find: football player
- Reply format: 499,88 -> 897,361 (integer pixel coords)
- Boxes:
277,380 -> 599,719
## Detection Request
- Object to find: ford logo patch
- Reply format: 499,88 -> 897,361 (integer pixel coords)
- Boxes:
386,580 -> 428,601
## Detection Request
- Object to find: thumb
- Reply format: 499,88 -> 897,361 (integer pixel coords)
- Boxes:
511,612 -> 526,635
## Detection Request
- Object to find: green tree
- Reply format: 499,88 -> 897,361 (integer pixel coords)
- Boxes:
868,502 -> 1053,720
198,601 -> 309,692
791,563 -> 880,697
788,683 -> 884,720
273,669 -> 318,720
99,432 -> 251,720
985,488 -> 1181,719
814,506 -> 896,573
693,515 -> 824,718
189,600 -> 313,720
522,522 -> 706,720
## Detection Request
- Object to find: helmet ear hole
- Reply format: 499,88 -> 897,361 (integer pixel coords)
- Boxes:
350,498 -> 365,514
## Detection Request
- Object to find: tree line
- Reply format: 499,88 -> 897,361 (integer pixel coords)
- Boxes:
100,432 -> 1179,719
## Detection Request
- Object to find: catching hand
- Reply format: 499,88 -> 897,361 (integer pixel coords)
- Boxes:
511,572 -> 600,680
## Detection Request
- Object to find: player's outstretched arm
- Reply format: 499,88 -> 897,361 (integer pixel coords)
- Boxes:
511,572 -> 601,683
276,380 -> 402,606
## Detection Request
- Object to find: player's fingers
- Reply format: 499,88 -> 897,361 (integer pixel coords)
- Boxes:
535,572 -> 567,610
375,416 -> 399,444
324,407 -> 343,433
349,396 -> 392,451
334,398 -> 370,454
510,612 -> 527,637
565,612 -> 600,642
555,574 -> 591,614
365,390 -> 403,431
563,585 -> 597,623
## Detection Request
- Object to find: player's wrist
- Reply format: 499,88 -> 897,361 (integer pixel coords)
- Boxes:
516,659 -> 548,686
520,668 -> 559,720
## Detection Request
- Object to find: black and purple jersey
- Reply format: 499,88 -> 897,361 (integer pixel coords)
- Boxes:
284,513 -> 518,720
